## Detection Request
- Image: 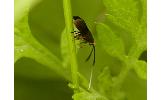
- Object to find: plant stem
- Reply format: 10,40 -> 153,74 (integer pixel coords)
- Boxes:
63,0 -> 79,90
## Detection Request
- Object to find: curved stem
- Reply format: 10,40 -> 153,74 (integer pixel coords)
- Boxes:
63,0 -> 79,90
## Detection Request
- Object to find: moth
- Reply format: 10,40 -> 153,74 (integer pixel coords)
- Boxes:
72,16 -> 96,66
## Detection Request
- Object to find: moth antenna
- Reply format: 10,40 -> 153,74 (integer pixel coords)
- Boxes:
88,65 -> 94,90
92,44 -> 95,66
88,45 -> 95,90
85,46 -> 94,62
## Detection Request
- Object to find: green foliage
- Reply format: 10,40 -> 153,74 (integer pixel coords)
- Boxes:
96,23 -> 125,60
15,10 -> 67,79
73,91 -> 108,100
14,0 -> 147,100
134,60 -> 147,79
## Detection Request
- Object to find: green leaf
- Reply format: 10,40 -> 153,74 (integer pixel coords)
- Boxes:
96,67 -> 126,100
134,60 -> 147,80
128,23 -> 146,58
128,13 -> 147,58
14,33 -> 30,62
61,28 -> 80,68
73,91 -> 108,100
14,0 -> 40,23
96,67 -> 112,99
61,28 -> 70,68
103,0 -> 140,32
133,0 -> 147,53
15,17 -> 68,78
14,4 -> 68,79
96,23 -> 125,60
135,19 -> 146,49
103,0 -> 147,59
105,14 -> 134,33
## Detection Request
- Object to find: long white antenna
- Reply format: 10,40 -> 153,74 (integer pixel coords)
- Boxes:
88,66 -> 94,90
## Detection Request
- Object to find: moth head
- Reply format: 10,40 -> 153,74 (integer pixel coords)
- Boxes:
73,16 -> 81,20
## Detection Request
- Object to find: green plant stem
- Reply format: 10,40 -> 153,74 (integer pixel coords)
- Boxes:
63,0 -> 79,90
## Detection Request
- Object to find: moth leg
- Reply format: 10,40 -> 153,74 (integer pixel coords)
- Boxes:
74,34 -> 81,40
80,40 -> 87,44
79,40 -> 88,48
74,31 -> 81,35
74,32 -> 81,40
72,31 -> 81,39
71,31 -> 80,34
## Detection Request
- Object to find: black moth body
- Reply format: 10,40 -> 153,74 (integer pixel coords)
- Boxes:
73,16 -> 95,65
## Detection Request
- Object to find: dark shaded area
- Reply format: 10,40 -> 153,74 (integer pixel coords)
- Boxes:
28,0 -> 64,59
15,76 -> 73,100
139,50 -> 147,62
14,57 -> 62,79
15,58 -> 73,100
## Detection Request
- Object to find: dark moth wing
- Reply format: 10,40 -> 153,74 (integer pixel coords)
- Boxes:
73,16 -> 94,44
73,17 -> 90,34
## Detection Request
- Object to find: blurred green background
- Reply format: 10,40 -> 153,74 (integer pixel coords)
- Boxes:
14,0 -> 147,100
